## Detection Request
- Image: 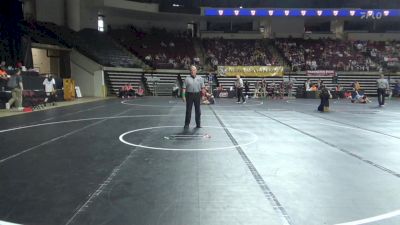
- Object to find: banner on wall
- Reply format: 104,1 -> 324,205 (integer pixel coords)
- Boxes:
217,66 -> 284,77
306,70 -> 336,77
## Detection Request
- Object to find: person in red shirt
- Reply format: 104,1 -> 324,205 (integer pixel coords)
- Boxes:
119,84 -> 129,98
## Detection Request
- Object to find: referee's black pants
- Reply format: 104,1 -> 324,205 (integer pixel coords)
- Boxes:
237,87 -> 245,102
377,88 -> 386,106
185,92 -> 201,127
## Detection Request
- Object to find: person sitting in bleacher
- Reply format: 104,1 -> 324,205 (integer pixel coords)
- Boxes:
118,84 -> 128,98
118,84 -> 136,98
305,79 -> 311,91
0,61 -> 8,86
127,83 -> 135,97
253,82 -> 260,98
335,84 -> 344,99
0,61 -> 7,75
201,86 -> 214,105
136,85 -> 144,97
172,82 -> 180,98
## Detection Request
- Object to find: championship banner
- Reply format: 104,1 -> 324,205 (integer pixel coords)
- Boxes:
218,66 -> 284,77
306,70 -> 336,77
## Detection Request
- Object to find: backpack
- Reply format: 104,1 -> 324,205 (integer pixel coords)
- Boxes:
7,75 -> 18,89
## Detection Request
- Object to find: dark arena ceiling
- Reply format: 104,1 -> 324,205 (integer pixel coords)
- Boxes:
130,0 -> 400,9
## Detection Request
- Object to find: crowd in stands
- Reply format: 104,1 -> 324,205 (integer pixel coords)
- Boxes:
110,27 -> 197,69
360,40 -> 400,70
203,39 -> 279,68
275,38 -> 383,72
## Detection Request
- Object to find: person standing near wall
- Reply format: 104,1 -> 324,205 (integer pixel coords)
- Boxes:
182,65 -> 205,129
376,74 -> 389,107
43,74 -> 56,106
6,69 -> 23,111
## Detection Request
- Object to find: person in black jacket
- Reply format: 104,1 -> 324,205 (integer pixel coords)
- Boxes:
318,86 -> 331,112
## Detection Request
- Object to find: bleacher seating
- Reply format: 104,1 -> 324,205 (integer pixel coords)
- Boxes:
76,29 -> 142,68
110,28 -> 197,69
21,21 -> 66,47
361,40 -> 400,70
274,38 -> 381,72
203,39 -> 281,68
104,70 -> 144,96
145,73 -> 180,96
27,22 -> 144,68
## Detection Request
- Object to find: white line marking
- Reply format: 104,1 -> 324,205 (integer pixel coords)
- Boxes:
64,149 -> 136,225
0,115 -> 174,134
119,126 -> 258,151
121,100 -> 182,107
0,220 -> 22,225
0,115 -> 271,134
0,108 -> 133,164
121,100 -> 263,108
41,105 -> 105,122
334,209 -> 400,225
0,119 -> 107,164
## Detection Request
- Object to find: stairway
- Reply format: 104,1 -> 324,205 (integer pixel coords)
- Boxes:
193,39 -> 207,69
264,40 -> 290,67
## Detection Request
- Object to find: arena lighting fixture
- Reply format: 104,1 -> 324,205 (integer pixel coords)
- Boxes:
268,10 -> 274,16
205,8 -> 400,17
384,10 -> 390,16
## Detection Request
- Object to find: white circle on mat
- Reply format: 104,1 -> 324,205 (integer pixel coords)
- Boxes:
119,126 -> 258,151
121,100 -> 263,108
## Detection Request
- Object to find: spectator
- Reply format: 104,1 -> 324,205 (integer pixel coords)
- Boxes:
0,61 -> 6,71
318,86 -> 332,112
6,69 -> 23,111
172,80 -> 180,98
244,81 -> 250,98
43,75 -> 56,106
118,84 -> 129,98
305,78 -> 311,91
393,80 -> 400,97
136,85 -> 144,97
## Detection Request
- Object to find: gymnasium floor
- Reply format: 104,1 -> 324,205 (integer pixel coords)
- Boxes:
0,96 -> 400,225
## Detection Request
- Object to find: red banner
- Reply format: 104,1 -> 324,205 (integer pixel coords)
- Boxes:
306,70 -> 336,77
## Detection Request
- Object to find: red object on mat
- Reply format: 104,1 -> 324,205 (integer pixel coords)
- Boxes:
23,107 -> 33,112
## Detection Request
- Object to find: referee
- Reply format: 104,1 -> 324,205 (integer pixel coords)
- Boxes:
182,65 -> 205,128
